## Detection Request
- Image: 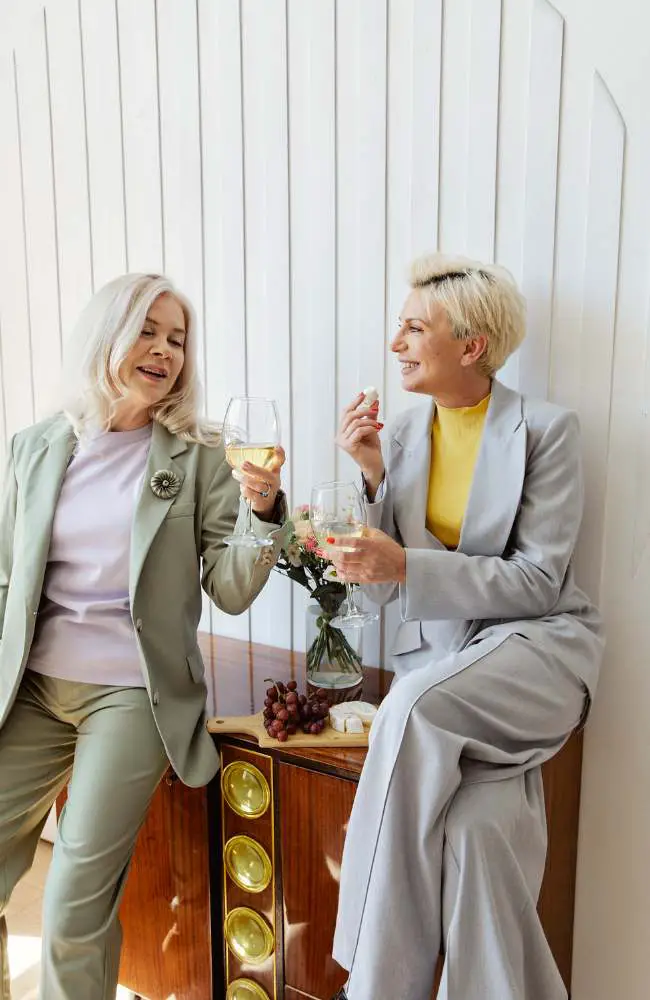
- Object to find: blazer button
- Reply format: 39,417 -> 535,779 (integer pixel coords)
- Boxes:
152,691 -> 160,706
135,619 -> 143,633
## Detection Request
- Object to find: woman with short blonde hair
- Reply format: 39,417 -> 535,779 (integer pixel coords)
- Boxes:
331,253 -> 603,1000
408,253 -> 526,375
0,273 -> 287,999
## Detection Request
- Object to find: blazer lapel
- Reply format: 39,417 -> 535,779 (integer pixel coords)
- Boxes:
457,379 -> 527,557
391,398 -> 445,550
21,418 -> 77,606
129,421 -> 188,604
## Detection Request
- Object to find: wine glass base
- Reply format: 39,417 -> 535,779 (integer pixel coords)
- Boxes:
224,533 -> 274,549
307,670 -> 363,691
329,611 -> 379,630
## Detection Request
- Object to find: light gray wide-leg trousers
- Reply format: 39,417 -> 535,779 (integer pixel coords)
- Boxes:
333,634 -> 586,1000
0,671 -> 169,1000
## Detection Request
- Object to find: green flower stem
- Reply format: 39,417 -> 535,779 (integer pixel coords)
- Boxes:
306,613 -> 362,675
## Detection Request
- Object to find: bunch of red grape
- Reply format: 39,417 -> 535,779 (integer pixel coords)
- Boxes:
262,677 -> 331,742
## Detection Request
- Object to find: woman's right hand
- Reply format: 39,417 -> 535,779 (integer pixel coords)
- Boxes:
336,393 -> 386,496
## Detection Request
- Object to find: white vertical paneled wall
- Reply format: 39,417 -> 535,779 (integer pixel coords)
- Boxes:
197,0 -> 247,651
287,0 -> 337,650
517,0 -> 563,399
2,3 -> 650,992
117,0 -> 164,274
46,0 -> 93,337
0,4 -> 632,645
240,0 -> 293,654
335,0 -> 388,667
0,0 -> 633,661
575,76 -> 624,596
0,52 -> 35,435
383,0 -> 443,664
156,0 -> 210,635
15,14 -> 62,398
81,0 -> 126,287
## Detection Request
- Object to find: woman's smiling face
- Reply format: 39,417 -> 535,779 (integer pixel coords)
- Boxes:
119,293 -> 187,409
390,290 -> 468,396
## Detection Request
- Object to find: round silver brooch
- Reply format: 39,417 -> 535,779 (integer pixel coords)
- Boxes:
150,469 -> 181,500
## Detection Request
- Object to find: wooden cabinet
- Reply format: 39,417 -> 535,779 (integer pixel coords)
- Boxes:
278,762 -> 355,998
116,639 -> 583,1000
215,745 -> 278,999
210,729 -> 582,1000
118,774 -> 211,1000
60,774 -> 212,999
211,737 -> 359,1000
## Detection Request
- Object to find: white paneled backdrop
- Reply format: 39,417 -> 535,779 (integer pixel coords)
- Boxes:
1,0 -> 650,996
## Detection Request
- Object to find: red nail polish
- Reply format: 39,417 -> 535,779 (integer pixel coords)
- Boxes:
376,422 -> 384,430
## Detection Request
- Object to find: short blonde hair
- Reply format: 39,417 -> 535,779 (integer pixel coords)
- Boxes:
409,253 -> 526,376
62,273 -> 219,443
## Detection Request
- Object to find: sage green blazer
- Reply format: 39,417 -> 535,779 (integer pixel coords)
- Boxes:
0,415 -> 287,786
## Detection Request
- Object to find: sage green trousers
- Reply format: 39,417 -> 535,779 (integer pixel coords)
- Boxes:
0,671 -> 169,1000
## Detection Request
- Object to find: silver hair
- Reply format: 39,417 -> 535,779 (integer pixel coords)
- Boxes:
62,273 -> 219,443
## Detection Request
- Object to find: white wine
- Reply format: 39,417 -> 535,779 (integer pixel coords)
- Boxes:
225,444 -> 276,471
313,519 -> 364,553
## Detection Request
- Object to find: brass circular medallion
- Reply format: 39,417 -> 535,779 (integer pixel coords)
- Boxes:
221,761 -> 270,819
225,835 -> 272,893
224,906 -> 274,965
226,979 -> 271,1000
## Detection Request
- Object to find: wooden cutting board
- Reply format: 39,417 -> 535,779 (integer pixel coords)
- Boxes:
206,710 -> 369,748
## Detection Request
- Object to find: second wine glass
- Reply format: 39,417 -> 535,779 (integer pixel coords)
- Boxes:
310,481 -> 378,629
223,396 -> 280,548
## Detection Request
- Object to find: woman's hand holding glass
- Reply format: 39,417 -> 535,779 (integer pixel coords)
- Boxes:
310,481 -> 379,630
236,446 -> 285,520
326,527 -> 406,585
223,396 -> 284,548
331,393 -> 406,591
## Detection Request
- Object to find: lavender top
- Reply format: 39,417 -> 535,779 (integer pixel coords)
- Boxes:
28,423 -> 153,687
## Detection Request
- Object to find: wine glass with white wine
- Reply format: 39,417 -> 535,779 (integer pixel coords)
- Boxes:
223,396 -> 281,548
310,481 -> 379,629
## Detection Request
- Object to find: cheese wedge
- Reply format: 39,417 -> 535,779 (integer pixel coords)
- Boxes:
342,701 -> 377,725
329,701 -> 378,734
329,707 -> 348,733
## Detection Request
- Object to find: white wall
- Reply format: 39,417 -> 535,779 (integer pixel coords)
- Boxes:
0,1 -> 648,995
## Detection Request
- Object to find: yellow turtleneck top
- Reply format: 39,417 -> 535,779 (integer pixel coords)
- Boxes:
425,394 -> 490,549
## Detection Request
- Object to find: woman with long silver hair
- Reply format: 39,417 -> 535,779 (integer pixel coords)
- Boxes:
330,253 -> 603,1000
0,274 -> 287,999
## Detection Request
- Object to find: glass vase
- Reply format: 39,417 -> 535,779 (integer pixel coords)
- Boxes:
305,602 -> 363,690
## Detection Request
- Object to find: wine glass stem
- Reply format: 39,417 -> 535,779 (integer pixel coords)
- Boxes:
245,497 -> 254,534
345,582 -> 360,616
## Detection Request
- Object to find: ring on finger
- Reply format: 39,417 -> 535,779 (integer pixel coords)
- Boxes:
259,481 -> 271,498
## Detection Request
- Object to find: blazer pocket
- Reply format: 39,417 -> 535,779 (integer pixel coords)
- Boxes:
391,619 -> 423,656
186,649 -> 205,684
166,501 -> 196,520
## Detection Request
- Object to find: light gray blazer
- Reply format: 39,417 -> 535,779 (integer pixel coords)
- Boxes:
364,379 -> 604,700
